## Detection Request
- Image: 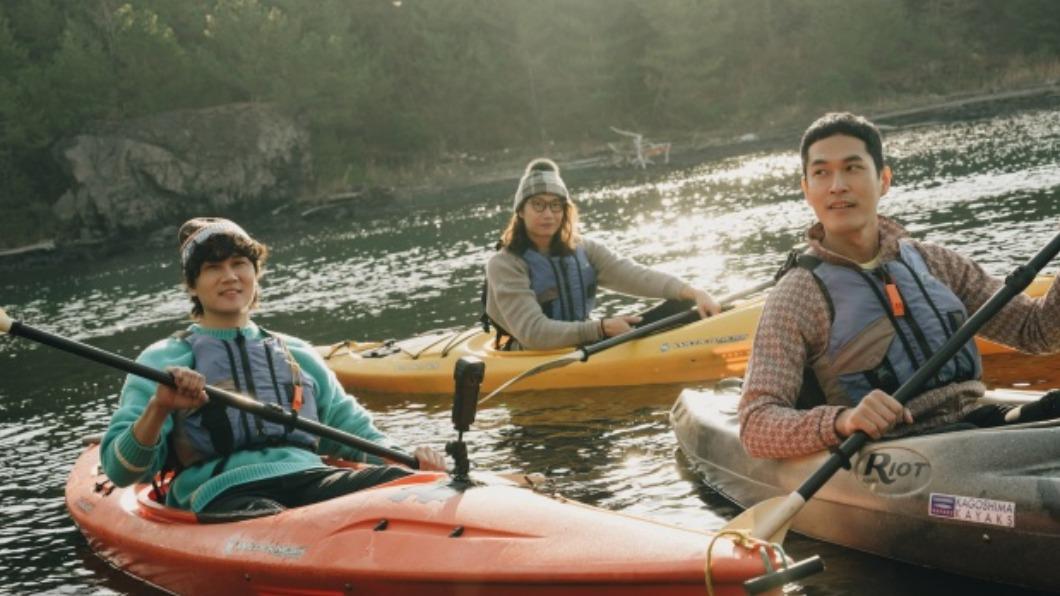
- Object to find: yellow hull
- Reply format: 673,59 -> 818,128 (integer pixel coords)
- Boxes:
320,277 -> 1054,394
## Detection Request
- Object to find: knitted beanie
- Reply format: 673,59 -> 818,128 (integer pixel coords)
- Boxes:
513,158 -> 570,211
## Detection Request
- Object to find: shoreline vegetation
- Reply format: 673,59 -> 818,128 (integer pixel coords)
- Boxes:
2,1 -> 1059,254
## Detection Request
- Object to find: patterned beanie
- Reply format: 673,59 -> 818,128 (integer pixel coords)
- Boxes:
513,158 -> 570,211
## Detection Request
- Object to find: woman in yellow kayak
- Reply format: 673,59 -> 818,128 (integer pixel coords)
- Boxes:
484,158 -> 721,350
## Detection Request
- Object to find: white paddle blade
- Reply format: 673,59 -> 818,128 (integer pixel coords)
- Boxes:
0,308 -> 11,333
723,493 -> 805,544
477,351 -> 583,405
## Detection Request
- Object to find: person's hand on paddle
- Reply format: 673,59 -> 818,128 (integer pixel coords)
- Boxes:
133,366 -> 208,447
601,315 -> 642,337
412,446 -> 447,471
154,366 -> 209,411
680,285 -> 722,318
834,389 -> 913,439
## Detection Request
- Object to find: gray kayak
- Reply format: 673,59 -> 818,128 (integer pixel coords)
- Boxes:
671,381 -> 1060,592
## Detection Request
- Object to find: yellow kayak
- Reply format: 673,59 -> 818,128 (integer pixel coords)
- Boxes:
319,277 -> 1055,395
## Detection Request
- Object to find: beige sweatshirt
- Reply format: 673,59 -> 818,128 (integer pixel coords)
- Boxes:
738,216 -> 1060,459
485,236 -> 688,350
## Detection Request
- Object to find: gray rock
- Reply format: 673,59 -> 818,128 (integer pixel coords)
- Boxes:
52,103 -> 312,242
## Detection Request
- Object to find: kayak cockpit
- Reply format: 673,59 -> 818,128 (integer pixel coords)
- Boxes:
132,463 -> 449,525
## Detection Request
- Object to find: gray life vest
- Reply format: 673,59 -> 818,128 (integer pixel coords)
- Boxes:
523,245 -> 598,321
170,328 -> 321,468
801,241 -> 982,406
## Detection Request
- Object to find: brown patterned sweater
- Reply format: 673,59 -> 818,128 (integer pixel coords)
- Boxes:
739,216 -> 1060,459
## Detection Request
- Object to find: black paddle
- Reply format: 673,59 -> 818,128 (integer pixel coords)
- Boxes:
478,278 -> 778,404
729,230 -> 1060,542
0,310 -> 419,468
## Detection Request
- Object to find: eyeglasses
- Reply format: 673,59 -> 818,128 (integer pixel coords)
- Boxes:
526,198 -> 566,213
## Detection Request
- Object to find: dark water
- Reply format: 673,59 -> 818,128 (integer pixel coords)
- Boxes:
2,98 -> 1060,595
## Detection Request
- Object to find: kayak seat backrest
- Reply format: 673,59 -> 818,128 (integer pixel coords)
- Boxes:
361,341 -> 401,358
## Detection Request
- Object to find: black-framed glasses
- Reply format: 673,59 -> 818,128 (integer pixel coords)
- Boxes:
527,197 -> 566,213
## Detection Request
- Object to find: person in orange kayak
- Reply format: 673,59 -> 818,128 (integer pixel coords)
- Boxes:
484,157 -> 721,350
100,217 -> 446,514
739,112 -> 1060,459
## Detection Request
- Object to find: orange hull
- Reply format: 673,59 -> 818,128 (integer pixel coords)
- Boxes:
67,446 -> 784,595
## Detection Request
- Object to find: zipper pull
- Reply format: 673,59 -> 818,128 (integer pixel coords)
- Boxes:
878,269 -> 905,317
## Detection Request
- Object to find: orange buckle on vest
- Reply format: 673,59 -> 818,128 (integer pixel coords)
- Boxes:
292,385 -> 304,412
885,283 -> 906,317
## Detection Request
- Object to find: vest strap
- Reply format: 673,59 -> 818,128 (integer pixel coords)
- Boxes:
273,334 -> 304,413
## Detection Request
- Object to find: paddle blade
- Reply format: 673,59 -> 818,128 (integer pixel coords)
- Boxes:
477,351 -> 583,404
723,494 -> 803,544
0,308 -> 10,333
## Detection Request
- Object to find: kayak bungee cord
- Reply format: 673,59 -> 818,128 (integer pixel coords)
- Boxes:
440,326 -> 481,357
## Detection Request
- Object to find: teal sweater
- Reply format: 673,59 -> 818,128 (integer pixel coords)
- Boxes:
100,323 -> 401,512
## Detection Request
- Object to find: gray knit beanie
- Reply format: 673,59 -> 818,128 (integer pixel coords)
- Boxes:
513,158 -> 570,211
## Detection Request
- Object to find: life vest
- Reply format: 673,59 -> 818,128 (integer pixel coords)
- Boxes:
522,245 -> 598,322
800,241 -> 982,406
170,328 -> 321,468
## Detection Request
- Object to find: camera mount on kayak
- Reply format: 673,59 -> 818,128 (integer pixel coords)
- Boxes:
447,356 -> 485,484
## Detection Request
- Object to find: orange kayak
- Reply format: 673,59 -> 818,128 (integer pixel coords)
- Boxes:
66,444 -> 805,595
320,277 -> 1055,395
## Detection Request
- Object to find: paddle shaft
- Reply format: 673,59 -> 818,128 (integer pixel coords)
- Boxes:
581,278 -> 778,359
3,319 -> 419,468
477,277 -> 779,404
753,231 -> 1060,540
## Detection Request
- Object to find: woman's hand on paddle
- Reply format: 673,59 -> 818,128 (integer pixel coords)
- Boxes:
680,285 -> 722,318
154,366 -> 209,412
132,367 -> 208,447
412,446 -> 447,472
601,315 -> 641,337
835,389 -> 913,439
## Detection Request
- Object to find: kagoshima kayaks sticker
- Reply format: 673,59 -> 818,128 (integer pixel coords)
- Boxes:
928,492 -> 1015,528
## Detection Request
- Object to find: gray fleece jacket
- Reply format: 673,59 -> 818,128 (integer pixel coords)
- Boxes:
484,236 -> 688,350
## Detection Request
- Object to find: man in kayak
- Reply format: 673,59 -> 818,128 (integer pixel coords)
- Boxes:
101,217 -> 446,514
484,157 -> 721,350
738,112 -> 1060,459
